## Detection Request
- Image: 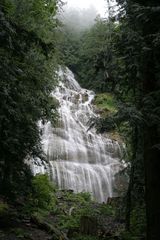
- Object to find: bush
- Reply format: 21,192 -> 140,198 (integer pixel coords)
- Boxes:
58,191 -> 96,230
26,174 -> 56,213
100,203 -> 116,217
32,174 -> 56,210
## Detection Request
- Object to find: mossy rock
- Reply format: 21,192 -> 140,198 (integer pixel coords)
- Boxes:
93,93 -> 117,116
107,131 -> 122,142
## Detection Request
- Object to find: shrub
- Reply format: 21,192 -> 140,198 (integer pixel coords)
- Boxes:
28,174 -> 56,212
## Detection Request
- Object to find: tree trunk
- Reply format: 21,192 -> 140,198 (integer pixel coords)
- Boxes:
142,48 -> 160,240
80,216 -> 98,236
144,126 -> 160,240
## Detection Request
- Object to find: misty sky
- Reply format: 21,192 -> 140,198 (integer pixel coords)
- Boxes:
66,0 -> 107,17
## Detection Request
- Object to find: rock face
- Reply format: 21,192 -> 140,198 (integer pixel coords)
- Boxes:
31,67 -> 124,203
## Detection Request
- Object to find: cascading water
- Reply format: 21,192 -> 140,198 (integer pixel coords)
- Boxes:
31,67 -> 124,203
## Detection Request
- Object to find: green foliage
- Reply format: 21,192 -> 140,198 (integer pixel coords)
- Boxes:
57,191 -> 97,230
62,191 -> 92,204
94,93 -> 117,116
130,207 -> 146,236
25,174 -> 56,213
114,0 -> 160,238
100,204 -> 116,217
56,27 -> 82,71
58,18 -> 122,93
8,0 -> 58,43
31,174 -> 56,211
119,206 -> 146,239
0,0 -> 59,197
76,19 -> 121,92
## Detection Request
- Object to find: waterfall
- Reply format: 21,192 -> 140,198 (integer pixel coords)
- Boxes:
31,67 -> 124,203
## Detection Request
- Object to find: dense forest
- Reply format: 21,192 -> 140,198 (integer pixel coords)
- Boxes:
0,0 -> 160,240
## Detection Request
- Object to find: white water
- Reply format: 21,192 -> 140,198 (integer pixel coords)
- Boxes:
31,67 -> 123,202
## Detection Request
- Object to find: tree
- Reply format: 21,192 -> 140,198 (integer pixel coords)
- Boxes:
0,0 -> 59,197
58,17 -> 123,93
114,0 -> 160,239
91,1 -> 160,238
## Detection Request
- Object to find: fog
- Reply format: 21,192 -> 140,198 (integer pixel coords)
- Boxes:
65,0 -> 106,17
58,4 -> 101,32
